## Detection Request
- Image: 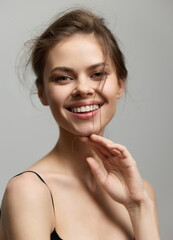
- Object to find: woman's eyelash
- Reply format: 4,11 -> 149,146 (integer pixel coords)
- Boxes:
52,75 -> 72,82
91,71 -> 108,79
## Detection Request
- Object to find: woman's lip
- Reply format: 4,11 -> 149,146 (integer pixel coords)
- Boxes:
65,100 -> 103,108
67,105 -> 103,120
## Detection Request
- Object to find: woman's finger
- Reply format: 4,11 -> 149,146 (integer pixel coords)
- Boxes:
108,145 -> 137,169
86,157 -> 107,187
89,135 -> 127,158
90,144 -> 107,160
87,139 -> 113,157
106,146 -> 122,156
90,134 -> 130,157
89,135 -> 124,158
89,134 -> 114,146
106,143 -> 131,159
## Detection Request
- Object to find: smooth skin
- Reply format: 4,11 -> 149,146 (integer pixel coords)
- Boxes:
0,34 -> 160,240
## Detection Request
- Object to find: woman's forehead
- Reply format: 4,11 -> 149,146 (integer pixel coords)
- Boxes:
44,34 -> 113,72
48,34 -> 104,58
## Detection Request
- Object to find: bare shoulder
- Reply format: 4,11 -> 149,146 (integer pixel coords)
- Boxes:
1,172 -> 55,240
5,172 -> 47,197
5,172 -> 53,209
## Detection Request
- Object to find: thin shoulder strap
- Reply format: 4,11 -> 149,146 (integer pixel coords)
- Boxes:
11,170 -> 56,229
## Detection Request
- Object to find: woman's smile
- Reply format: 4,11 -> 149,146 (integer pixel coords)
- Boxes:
65,100 -> 104,120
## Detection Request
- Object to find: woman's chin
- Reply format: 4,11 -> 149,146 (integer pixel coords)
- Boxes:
75,127 -> 104,137
60,124 -> 104,137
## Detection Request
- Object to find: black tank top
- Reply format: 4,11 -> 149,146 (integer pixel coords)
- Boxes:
1,170 -> 135,240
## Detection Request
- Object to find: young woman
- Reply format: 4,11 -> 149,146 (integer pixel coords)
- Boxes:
0,8 -> 160,240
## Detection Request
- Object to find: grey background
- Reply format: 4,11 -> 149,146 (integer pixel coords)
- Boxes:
0,0 -> 172,239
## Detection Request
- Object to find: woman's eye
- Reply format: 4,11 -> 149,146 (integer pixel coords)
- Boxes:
91,72 -> 107,79
53,75 -> 72,82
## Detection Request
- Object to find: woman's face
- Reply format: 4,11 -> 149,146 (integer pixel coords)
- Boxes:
38,34 -> 124,136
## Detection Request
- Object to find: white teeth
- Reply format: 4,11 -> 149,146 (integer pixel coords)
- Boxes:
70,104 -> 100,113
86,106 -> 90,111
81,106 -> 85,112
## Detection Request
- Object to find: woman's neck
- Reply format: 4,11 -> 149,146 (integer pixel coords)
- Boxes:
50,127 -> 105,186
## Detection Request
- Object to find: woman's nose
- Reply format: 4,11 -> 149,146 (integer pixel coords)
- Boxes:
72,78 -> 95,97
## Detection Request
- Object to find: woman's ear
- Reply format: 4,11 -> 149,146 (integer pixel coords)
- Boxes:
116,79 -> 125,99
36,82 -> 49,106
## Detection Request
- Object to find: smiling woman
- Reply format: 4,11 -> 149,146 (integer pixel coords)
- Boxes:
0,8 -> 160,240
40,33 -> 124,136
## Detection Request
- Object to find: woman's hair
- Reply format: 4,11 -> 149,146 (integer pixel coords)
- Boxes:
30,8 -> 128,88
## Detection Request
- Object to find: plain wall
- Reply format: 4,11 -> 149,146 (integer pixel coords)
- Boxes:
0,0 -> 173,239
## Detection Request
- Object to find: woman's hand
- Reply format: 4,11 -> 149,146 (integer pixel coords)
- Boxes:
80,134 -> 160,240
80,134 -> 147,209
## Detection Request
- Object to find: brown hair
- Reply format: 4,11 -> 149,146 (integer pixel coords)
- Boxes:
29,8 -> 127,89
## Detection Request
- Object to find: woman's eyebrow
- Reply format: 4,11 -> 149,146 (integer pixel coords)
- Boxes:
50,67 -> 75,74
87,62 -> 110,71
50,62 -> 110,74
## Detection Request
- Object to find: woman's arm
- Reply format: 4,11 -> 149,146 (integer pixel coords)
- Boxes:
127,181 -> 160,240
1,173 -> 54,240
80,134 -> 160,240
